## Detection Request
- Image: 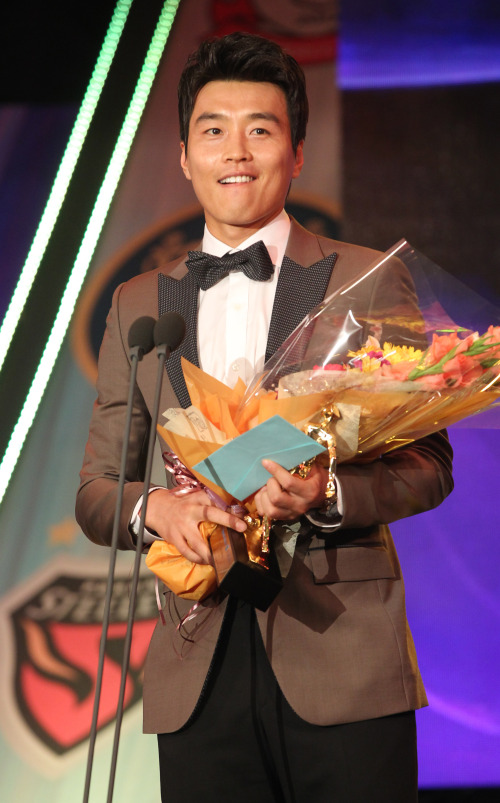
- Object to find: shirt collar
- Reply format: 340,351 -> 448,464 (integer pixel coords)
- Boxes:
201,209 -> 291,268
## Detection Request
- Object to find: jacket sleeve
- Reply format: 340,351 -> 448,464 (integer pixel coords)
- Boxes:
75,283 -> 151,551
336,429 -> 453,530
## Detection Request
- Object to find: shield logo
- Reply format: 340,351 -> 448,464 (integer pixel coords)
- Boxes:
0,556 -> 157,763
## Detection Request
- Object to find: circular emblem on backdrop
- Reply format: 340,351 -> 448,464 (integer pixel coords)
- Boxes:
72,194 -> 341,385
0,556 -> 157,772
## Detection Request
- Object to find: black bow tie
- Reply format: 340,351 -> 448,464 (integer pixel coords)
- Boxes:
185,240 -> 274,291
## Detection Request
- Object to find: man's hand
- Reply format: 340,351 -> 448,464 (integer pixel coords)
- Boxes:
254,459 -> 328,521
145,488 -> 247,565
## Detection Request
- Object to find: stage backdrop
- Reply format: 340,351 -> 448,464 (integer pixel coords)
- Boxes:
0,2 -> 339,801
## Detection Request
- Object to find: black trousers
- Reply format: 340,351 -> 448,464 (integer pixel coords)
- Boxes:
157,598 -> 418,803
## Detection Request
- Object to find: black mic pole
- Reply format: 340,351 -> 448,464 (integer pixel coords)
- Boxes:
106,312 -> 186,803
82,316 -> 156,803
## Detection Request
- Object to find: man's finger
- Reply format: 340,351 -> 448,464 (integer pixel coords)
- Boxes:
202,505 -> 247,533
182,541 -> 211,564
261,459 -> 301,493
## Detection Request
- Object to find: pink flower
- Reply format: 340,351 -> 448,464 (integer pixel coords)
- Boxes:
454,333 -> 477,355
442,354 -> 483,387
484,325 -> 500,358
426,332 -> 480,369
413,374 -> 448,390
313,363 -> 346,371
380,361 -> 414,381
427,332 -> 461,364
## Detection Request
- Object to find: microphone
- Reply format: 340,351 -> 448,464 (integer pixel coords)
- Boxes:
128,315 -> 156,359
105,312 -> 186,802
83,315 -> 155,803
154,311 -> 186,358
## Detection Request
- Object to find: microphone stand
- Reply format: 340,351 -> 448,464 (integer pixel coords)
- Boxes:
105,318 -> 183,803
83,317 -> 155,803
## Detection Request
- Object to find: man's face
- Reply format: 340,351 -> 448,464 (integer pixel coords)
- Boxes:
180,80 -> 304,246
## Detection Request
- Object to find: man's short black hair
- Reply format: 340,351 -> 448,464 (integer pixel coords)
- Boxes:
178,31 -> 308,153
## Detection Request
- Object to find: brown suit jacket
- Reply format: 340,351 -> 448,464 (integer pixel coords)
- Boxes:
76,219 -> 453,733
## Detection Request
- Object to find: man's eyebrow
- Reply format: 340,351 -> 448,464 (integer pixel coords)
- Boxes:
193,111 -> 281,125
247,112 -> 281,124
194,112 -> 226,124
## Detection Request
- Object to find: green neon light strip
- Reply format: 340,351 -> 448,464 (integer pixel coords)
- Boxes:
0,0 -> 134,376
0,0 -> 181,505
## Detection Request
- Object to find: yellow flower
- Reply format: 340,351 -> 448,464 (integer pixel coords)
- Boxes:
347,341 -> 423,373
381,342 -> 424,364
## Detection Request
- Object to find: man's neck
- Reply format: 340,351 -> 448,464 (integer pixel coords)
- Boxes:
202,210 -> 290,262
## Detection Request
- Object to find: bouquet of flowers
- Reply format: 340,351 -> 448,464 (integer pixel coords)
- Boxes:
241,239 -> 500,460
146,239 -> 500,607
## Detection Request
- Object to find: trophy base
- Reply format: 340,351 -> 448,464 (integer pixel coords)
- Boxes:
209,526 -> 283,612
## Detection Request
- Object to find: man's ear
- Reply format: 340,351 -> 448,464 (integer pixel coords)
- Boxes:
292,140 -> 305,179
180,142 -> 191,180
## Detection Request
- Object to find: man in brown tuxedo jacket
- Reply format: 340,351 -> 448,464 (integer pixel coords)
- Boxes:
76,32 -> 453,803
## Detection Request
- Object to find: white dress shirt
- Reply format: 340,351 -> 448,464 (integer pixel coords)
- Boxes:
197,209 -> 290,386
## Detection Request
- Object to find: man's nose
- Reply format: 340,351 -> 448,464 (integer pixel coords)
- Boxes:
224,131 -> 251,161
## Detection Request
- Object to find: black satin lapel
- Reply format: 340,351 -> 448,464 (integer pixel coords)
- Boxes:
265,252 -> 337,360
158,272 -> 199,408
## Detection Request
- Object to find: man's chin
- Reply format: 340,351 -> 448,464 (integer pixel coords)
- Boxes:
206,211 -> 282,243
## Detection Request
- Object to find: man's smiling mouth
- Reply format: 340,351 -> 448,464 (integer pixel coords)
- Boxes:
219,175 -> 255,184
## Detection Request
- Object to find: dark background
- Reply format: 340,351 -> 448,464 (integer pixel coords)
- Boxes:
0,2 -> 118,102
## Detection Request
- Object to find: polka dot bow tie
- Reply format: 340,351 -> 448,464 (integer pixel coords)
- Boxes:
186,240 -> 274,291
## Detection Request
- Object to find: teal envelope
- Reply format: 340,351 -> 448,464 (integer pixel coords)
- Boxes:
193,415 -> 326,501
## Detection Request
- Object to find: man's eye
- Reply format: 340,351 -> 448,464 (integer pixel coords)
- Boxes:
252,128 -> 268,135
207,127 -> 222,135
